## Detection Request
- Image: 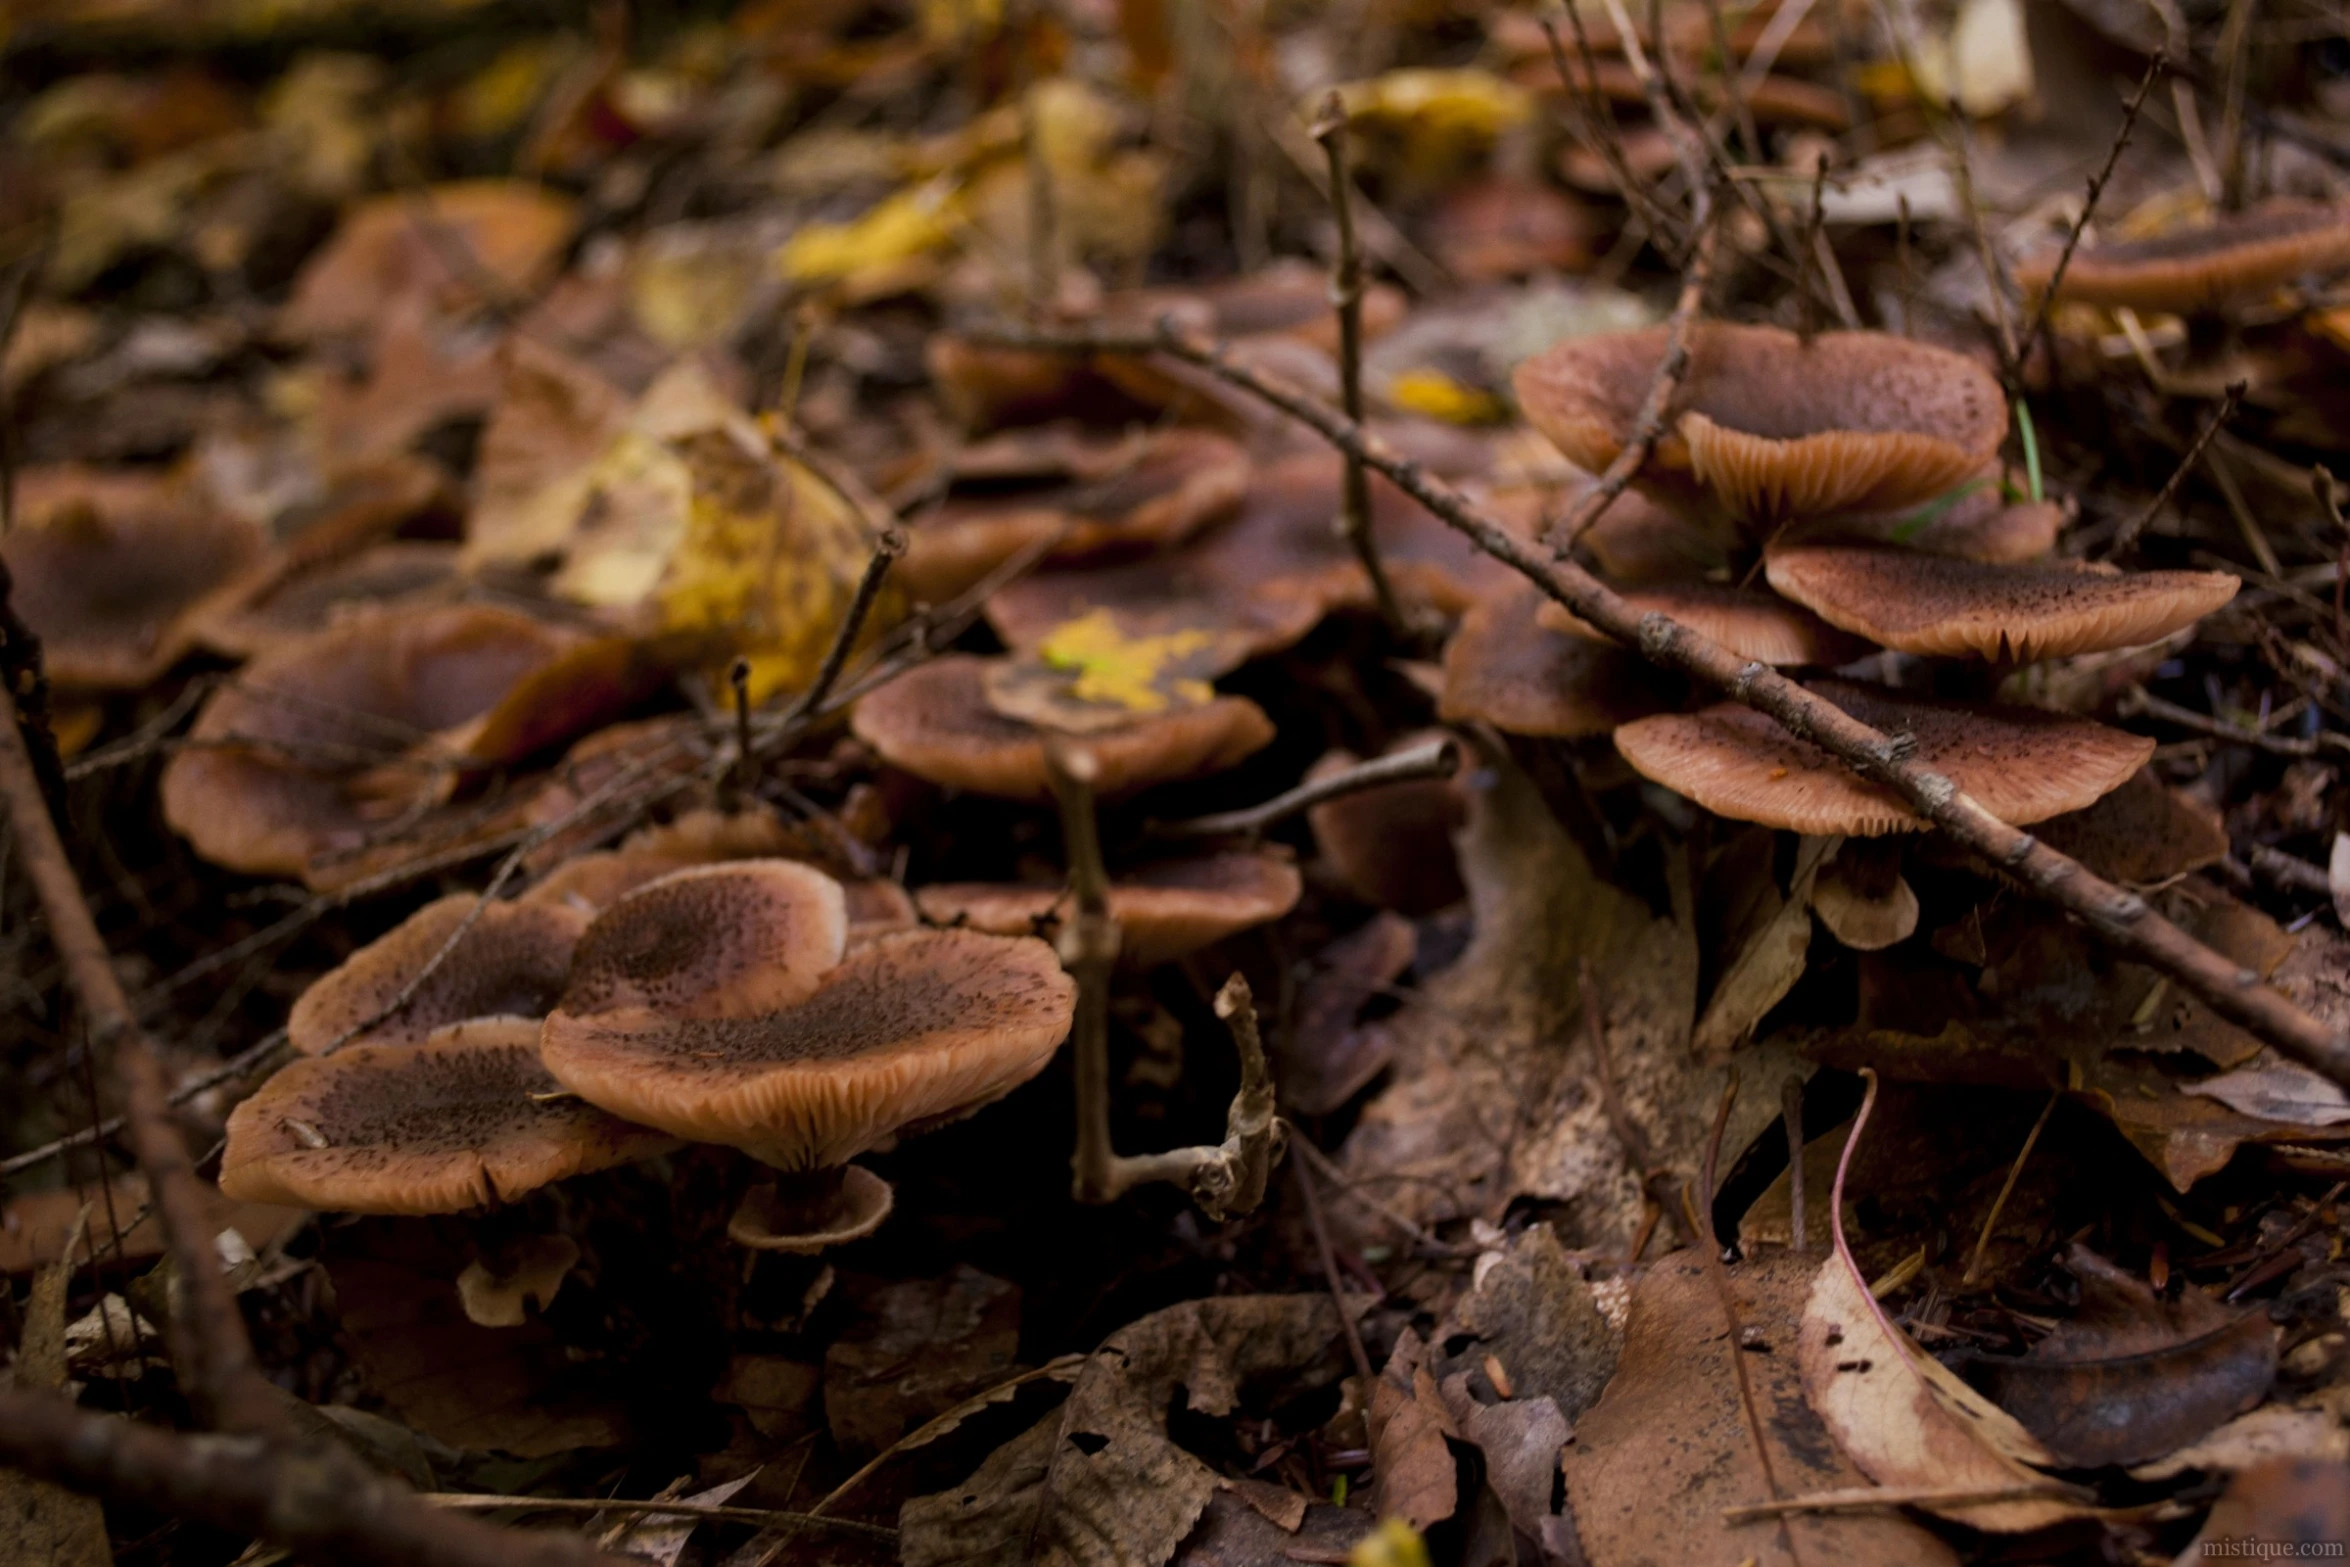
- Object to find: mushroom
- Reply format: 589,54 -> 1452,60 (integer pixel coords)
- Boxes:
898,426 -> 1249,605
159,604 -> 607,887
1763,546 -> 2239,662
851,654 -> 1274,803
2032,766 -> 2229,886
2014,199 -> 2350,316
1305,737 -> 1467,915
197,542 -> 466,661
1513,323 -> 2007,527
1439,579 -> 1681,738
3,465 -> 268,689
540,862 -> 1075,1251
287,895 -> 590,1055
1535,580 -> 1870,667
1810,838 -> 1920,951
1614,679 -> 2155,835
1786,469 -> 2066,564
218,1017 -> 680,1214
914,849 -> 1302,968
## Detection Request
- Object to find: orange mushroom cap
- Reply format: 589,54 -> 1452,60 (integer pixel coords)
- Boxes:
1535,580 -> 1870,667
219,1018 -> 679,1214
2014,199 -> 2350,315
288,895 -> 589,1055
1614,679 -> 2155,835
1440,579 -> 1681,738
914,849 -> 1302,968
560,860 -> 849,1023
1764,546 -> 2239,662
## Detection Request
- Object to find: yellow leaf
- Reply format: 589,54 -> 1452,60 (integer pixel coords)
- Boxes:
921,0 -> 1003,47
1351,1519 -> 1432,1567
1330,68 -> 1531,143
776,178 -> 962,287
1037,608 -> 1215,713
1386,367 -> 1507,426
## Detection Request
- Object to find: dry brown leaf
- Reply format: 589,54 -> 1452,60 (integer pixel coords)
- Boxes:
899,1295 -> 1361,1567
1693,834 -> 1833,1056
824,1266 -> 1023,1456
1561,1249 -> 1960,1567
1367,1330 -> 1460,1533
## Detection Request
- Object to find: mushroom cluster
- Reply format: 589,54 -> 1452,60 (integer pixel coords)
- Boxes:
221,854 -> 1076,1257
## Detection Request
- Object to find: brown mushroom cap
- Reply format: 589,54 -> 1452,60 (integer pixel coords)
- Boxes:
289,895 -> 590,1055
1764,546 -> 2239,661
913,850 -> 1302,968
159,603 -> 586,885
851,654 -> 1274,802
1786,467 -> 2064,565
898,427 -> 1249,605
1614,679 -> 2155,835
1305,740 -> 1467,916
541,927 -> 1076,1169
197,542 -> 466,661
1514,323 -> 2007,525
2014,199 -> 2350,314
218,1018 -> 679,1214
729,1167 -> 896,1253
2033,766 -> 2229,885
986,452 -> 1517,658
1535,581 -> 1871,667
1810,838 -> 1919,951
1440,579 -> 1681,738
561,861 -> 849,1023
4,466 -> 268,689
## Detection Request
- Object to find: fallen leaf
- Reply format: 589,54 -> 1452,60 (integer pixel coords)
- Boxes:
1280,912 -> 1414,1116
825,1266 -> 1023,1456
281,179 -> 578,339
900,1295 -> 1362,1567
981,611 -> 1230,734
608,1471 -> 760,1567
2177,1457 -> 2350,1560
1367,1329 -> 1459,1532
1694,835 -> 1833,1056
1171,1491 -> 1375,1566
2332,833 -> 2350,929
1456,1396 -> 1569,1541
1964,1244 -> 2276,1468
2132,1404 -> 2350,1481
2186,1058 -> 2350,1127
0,1215 -> 112,1567
1436,1223 -> 1617,1421
1562,1249 -> 1961,1567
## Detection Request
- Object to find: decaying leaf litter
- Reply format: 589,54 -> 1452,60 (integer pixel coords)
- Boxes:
5,0 -> 2350,1562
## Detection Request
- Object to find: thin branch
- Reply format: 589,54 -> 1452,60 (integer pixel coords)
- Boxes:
782,527 -> 908,727
420,1493 -> 894,1541
0,1030 -> 287,1180
2242,843 -> 2332,899
2018,50 -> 2168,381
2111,379 -> 2244,560
963,315 -> 2350,1086
2120,683 -> 2350,760
1151,736 -> 1458,838
1310,92 -> 1411,641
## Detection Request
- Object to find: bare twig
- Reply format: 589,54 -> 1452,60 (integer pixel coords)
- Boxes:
2112,378 -> 2244,559
1151,736 -> 1458,839
1,1030 -> 287,1180
2243,842 -> 2333,898
2120,683 -> 2350,760
965,315 -> 2350,1085
2018,51 -> 2167,382
421,1493 -> 893,1541
781,527 -> 908,727
1049,744 -> 1283,1212
1310,93 -> 1410,640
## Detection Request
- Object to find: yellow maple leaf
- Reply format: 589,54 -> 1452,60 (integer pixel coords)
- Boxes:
1037,608 -> 1215,713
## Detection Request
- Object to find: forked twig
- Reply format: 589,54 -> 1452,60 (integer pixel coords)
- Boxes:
1153,736 -> 1458,839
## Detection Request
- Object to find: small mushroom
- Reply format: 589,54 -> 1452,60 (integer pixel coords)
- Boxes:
1514,323 -> 2007,526
1810,838 -> 1920,951
288,895 -> 590,1055
2033,766 -> 2229,885
1535,581 -> 1870,667
1614,679 -> 2155,835
2014,199 -> 2350,316
1440,579 -> 1681,738
541,863 -> 1074,1249
218,1017 -> 680,1214
897,427 -> 1249,605
1764,546 -> 2239,662
851,654 -> 1274,802
1305,737 -> 1467,915
456,1234 -> 581,1328
4,466 -> 268,689
913,849 -> 1302,968
728,1167 -> 896,1253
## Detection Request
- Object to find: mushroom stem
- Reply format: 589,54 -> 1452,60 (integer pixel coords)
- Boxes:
1308,92 -> 1413,644
1151,735 -> 1460,839
1049,745 -> 1283,1216
963,316 -> 2350,1088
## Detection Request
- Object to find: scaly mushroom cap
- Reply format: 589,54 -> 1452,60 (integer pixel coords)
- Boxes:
898,427 -> 1249,605
986,452 -> 1516,657
1440,580 -> 1680,738
1535,581 -> 1870,667
1513,324 -> 2006,525
1764,546 -> 2239,661
851,654 -> 1274,802
1614,680 -> 2155,835
281,180 -> 579,340
541,927 -> 1076,1169
914,850 -> 1302,969
2014,199 -> 2350,314
4,467 -> 268,689
2033,766 -> 2229,885
561,861 -> 849,1022
289,895 -> 590,1055
159,604 -> 585,884
219,1018 -> 679,1214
